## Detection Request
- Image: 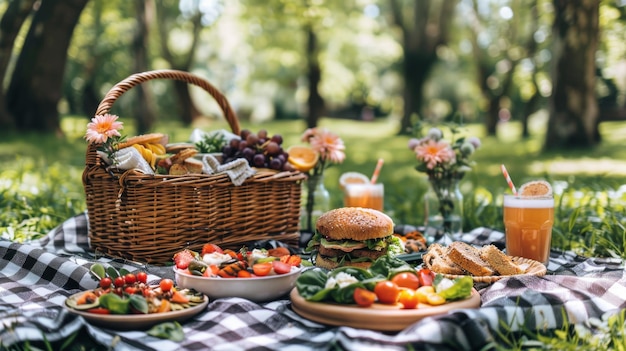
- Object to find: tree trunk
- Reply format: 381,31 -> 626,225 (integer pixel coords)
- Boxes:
389,0 -> 457,135
546,0 -> 600,149
305,24 -> 325,129
132,0 -> 156,134
0,0 -> 36,130
81,0 -> 103,118
154,0 -> 202,126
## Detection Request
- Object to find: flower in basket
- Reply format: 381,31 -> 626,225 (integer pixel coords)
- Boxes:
294,127 -> 346,233
407,123 -> 480,233
85,114 -> 125,162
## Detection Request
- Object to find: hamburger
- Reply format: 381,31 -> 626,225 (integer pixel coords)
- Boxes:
306,207 -> 404,270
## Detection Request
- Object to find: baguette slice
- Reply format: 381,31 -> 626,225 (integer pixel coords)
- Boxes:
480,245 -> 524,276
423,243 -> 466,275
447,242 -> 494,276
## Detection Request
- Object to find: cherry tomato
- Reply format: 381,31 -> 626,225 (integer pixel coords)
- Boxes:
201,243 -> 223,256
252,263 -> 272,276
374,280 -> 400,304
418,268 -> 434,287
99,277 -> 112,289
398,289 -> 419,309
125,286 -> 137,295
272,261 -> 292,275
124,273 -> 136,285
114,277 -> 125,288
353,287 -> 377,307
160,278 -> 174,292
391,272 -> 420,290
136,272 -> 148,284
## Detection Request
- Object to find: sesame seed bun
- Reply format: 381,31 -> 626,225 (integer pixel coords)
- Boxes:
315,207 -> 393,241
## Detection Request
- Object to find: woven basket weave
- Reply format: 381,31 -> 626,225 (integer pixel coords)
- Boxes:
83,70 -> 306,263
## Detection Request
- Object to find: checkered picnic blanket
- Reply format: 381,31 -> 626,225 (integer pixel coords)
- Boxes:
1,212 -> 625,351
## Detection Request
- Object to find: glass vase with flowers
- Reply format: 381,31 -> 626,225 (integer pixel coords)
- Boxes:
408,123 -> 481,240
291,128 -> 346,237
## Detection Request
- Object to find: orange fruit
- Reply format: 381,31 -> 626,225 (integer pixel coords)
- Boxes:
339,172 -> 370,190
519,180 -> 552,197
287,146 -> 319,172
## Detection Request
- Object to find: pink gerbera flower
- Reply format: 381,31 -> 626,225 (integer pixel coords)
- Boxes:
414,139 -> 455,170
309,128 -> 346,164
85,114 -> 123,144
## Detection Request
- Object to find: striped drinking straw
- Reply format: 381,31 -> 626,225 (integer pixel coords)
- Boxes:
500,164 -> 518,195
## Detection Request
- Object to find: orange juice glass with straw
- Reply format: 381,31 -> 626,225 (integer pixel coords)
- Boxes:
343,183 -> 384,211
501,174 -> 554,264
341,159 -> 385,211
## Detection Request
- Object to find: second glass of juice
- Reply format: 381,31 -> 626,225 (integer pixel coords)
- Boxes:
503,195 -> 554,264
343,183 -> 384,212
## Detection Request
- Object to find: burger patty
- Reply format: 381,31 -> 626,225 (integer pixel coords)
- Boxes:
319,246 -> 387,260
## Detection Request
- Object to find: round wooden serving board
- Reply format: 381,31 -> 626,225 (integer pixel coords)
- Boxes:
290,287 -> 481,332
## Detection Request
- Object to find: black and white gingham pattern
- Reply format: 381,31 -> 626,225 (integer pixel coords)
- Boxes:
2,212 -> 625,350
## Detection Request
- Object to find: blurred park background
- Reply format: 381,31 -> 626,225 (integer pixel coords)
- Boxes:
1,0 -> 625,256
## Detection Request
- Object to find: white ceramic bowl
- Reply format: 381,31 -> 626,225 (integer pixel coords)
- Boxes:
174,266 -> 302,302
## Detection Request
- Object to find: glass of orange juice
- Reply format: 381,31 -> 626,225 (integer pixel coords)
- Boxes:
503,195 -> 554,264
343,183 -> 384,211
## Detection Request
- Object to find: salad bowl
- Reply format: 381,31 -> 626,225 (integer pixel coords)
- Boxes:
174,266 -> 302,302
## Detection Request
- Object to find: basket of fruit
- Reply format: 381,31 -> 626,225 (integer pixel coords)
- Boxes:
83,70 -> 306,264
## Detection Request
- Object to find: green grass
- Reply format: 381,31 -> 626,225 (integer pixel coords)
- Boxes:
2,115 -> 626,257
1,115 -> 626,351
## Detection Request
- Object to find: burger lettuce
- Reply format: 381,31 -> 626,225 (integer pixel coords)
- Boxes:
305,231 -> 404,256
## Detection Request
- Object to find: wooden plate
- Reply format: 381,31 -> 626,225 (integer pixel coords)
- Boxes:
434,256 -> 547,284
290,287 -> 480,332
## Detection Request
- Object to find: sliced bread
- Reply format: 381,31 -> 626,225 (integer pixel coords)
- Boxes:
447,242 -> 494,276
423,243 -> 466,275
480,245 -> 524,276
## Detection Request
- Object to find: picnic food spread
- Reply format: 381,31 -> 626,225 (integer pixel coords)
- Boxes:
305,207 -> 404,269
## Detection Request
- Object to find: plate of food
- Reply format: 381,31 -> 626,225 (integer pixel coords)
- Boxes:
64,277 -> 208,330
173,243 -> 305,302
423,241 -> 547,284
291,254 -> 481,332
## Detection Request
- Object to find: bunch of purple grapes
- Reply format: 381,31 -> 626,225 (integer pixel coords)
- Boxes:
221,129 -> 295,171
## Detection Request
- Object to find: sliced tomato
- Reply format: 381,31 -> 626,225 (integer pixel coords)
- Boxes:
87,307 -> 111,315
170,290 -> 190,304
252,262 -> 272,276
280,255 -> 302,267
173,249 -> 196,270
272,260 -> 292,275
353,287 -> 377,307
201,243 -> 223,256
418,268 -> 434,287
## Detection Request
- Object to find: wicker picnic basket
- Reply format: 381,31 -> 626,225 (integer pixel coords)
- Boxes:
82,70 -> 306,263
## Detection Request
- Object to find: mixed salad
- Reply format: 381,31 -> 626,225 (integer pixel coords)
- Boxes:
66,264 -> 204,315
173,243 -> 306,278
295,255 -> 473,309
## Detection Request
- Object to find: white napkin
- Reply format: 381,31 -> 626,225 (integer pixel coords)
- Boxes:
201,154 -> 256,186
97,148 -> 154,174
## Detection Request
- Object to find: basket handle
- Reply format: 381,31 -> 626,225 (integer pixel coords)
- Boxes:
94,69 -> 240,135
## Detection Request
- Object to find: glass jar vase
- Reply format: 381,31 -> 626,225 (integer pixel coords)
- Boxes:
300,173 -> 330,235
424,176 -> 463,241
